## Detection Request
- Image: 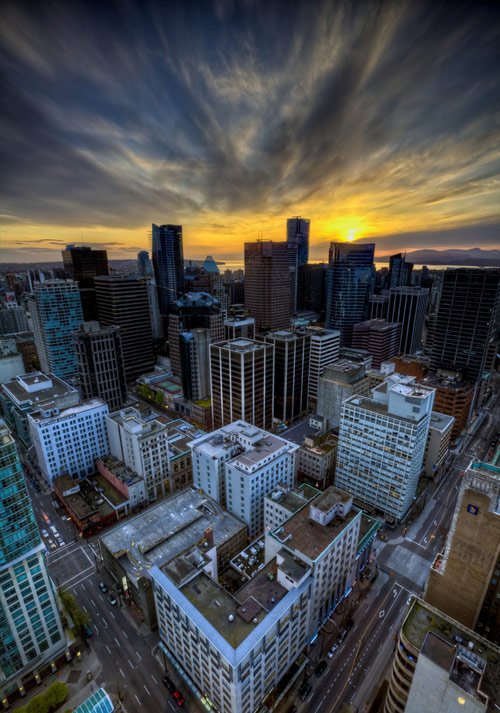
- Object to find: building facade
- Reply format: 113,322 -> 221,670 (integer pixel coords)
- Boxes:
352,319 -> 401,368
210,339 -> 274,430
0,339 -> 24,384
61,245 -> 109,321
244,241 -> 291,332
286,216 -> 310,267
316,359 -> 371,429
261,330 -> 310,424
423,372 -> 474,442
423,411 -> 454,478
299,326 -> 340,408
335,375 -> 434,520
151,223 -> 185,316
0,420 -> 65,701
74,322 -> 126,411
387,286 -> 429,356
28,280 -> 84,380
28,399 -> 109,485
94,275 -> 155,382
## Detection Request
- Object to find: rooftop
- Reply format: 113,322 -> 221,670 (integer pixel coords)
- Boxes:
322,359 -> 367,381
214,338 -> 271,353
265,483 -> 320,514
271,493 -> 360,561
98,456 -> 143,486
108,406 -> 203,455
313,487 -> 351,512
429,411 -> 455,433
2,372 -> 78,407
29,398 -> 106,423
101,489 -> 245,586
403,599 -> 500,710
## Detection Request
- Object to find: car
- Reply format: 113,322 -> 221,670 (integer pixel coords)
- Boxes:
162,676 -> 175,692
99,582 -> 109,593
327,644 -> 338,659
107,594 -> 117,605
299,684 -> 312,702
298,680 -> 309,695
41,529 -> 49,538
172,690 -> 184,706
57,537 -> 65,547
286,706 -> 297,713
48,541 -> 57,550
49,525 -> 58,535
42,512 -> 50,523
315,660 -> 327,677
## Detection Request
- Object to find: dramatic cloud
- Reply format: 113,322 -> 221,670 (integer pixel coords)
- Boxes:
0,0 -> 499,261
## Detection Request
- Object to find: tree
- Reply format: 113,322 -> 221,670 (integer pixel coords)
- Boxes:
60,590 -> 90,632
26,696 -> 48,713
45,682 -> 68,710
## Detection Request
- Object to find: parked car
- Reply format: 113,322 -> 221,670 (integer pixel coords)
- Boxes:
315,660 -> 327,677
172,690 -> 184,706
99,582 -> 109,593
107,594 -> 117,605
298,680 -> 309,696
327,644 -> 338,658
41,529 -> 49,538
57,537 -> 65,547
162,675 -> 175,692
299,684 -> 312,701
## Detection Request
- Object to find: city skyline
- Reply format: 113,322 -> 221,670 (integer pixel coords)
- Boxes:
1,0 -> 500,263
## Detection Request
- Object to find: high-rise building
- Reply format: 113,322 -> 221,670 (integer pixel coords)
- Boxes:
0,305 -> 28,335
3,332 -> 38,373
336,375 -> 434,520
27,280 -> 84,380
261,330 -> 310,424
168,292 -> 224,399
94,275 -> 154,382
224,314 -> 255,340
189,420 -> 298,538
61,244 -> 109,321
74,322 -> 126,411
0,339 -> 24,383
151,224 -> 185,316
244,241 -> 291,332
431,268 -> 500,383
299,262 -> 327,316
0,419 -> 65,698
28,398 -> 109,485
387,286 -> 429,355
352,319 -> 401,368
423,411 -> 454,479
325,242 -> 375,346
286,216 -> 310,266
210,339 -> 274,429
137,250 -> 153,278
388,252 -> 413,288
369,293 -> 390,320
316,359 -> 370,429
0,419 -> 66,692
423,371 -> 474,441
385,598 -> 499,713
0,372 -> 79,450
424,461 -> 500,643
300,326 -> 340,408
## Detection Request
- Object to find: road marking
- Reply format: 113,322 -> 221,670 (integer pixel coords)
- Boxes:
98,593 -> 103,601
60,565 -> 94,588
151,674 -> 158,684
168,702 -> 175,711
128,659 -> 134,669
135,695 -> 141,705
93,625 -> 99,634
106,645 -> 112,655
110,610 -> 115,619
143,685 -> 150,696
136,650 -> 142,660
90,599 -> 96,607
114,637 -> 120,646
123,631 -> 128,639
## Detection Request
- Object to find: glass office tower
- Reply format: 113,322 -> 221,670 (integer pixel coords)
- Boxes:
151,224 -> 185,316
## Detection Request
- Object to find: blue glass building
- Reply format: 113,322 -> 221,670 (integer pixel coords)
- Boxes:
325,242 -> 375,346
137,250 -> 153,278
151,224 -> 185,315
286,216 -> 310,266
0,419 -> 65,698
28,280 -> 84,380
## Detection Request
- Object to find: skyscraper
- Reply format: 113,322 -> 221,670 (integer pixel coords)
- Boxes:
61,245 -> 109,321
286,216 -> 310,266
244,241 -> 291,332
137,250 -> 153,278
95,276 -> 154,382
261,330 -> 310,423
28,280 -> 84,380
335,375 -> 434,520
0,419 -> 65,699
151,224 -> 184,316
387,286 -> 429,355
325,242 -> 375,347
431,268 -> 500,383
210,339 -> 274,429
352,319 -> 401,368
75,321 -> 127,411
389,252 -> 413,288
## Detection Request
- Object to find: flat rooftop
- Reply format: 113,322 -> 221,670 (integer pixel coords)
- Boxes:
98,455 -> 142,486
30,398 -> 105,422
266,484 -> 320,514
101,489 -> 245,585
216,338 -> 270,352
322,359 -> 366,380
271,495 -> 359,561
345,394 -> 427,425
429,411 -> 455,433
231,434 -> 289,471
181,559 -> 288,648
2,372 -> 77,406
313,487 -> 351,512
403,599 -> 500,709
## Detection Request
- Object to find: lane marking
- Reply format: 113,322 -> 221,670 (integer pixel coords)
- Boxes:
143,685 -> 150,696
151,674 -> 158,684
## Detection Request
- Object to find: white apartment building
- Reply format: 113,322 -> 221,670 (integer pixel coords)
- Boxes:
335,374 -> 435,520
423,411 -> 454,478
302,326 -> 340,407
189,421 -> 299,538
151,485 -> 367,713
106,405 -> 201,500
28,399 -> 109,485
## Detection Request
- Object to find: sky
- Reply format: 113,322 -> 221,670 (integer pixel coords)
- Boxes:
1,0 -> 499,264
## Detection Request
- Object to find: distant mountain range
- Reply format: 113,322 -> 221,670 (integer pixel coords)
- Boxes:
378,248 -> 500,266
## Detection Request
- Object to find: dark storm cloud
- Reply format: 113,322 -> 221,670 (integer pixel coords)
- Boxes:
0,0 -> 499,232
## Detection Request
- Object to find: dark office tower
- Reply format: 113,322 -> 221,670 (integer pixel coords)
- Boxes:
369,293 -> 390,320
287,241 -> 299,314
352,319 -> 401,369
261,330 -> 310,423
431,268 -> 500,384
61,244 -> 109,321
286,216 -> 310,266
151,224 -> 184,316
75,321 -> 126,411
325,242 -> 375,347
210,339 -> 274,429
389,252 -> 413,288
137,250 -> 153,278
94,276 -> 154,382
244,241 -> 291,332
299,263 -> 328,316
388,286 -> 429,355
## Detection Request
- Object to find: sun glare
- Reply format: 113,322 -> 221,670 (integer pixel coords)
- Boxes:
346,228 -> 357,242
